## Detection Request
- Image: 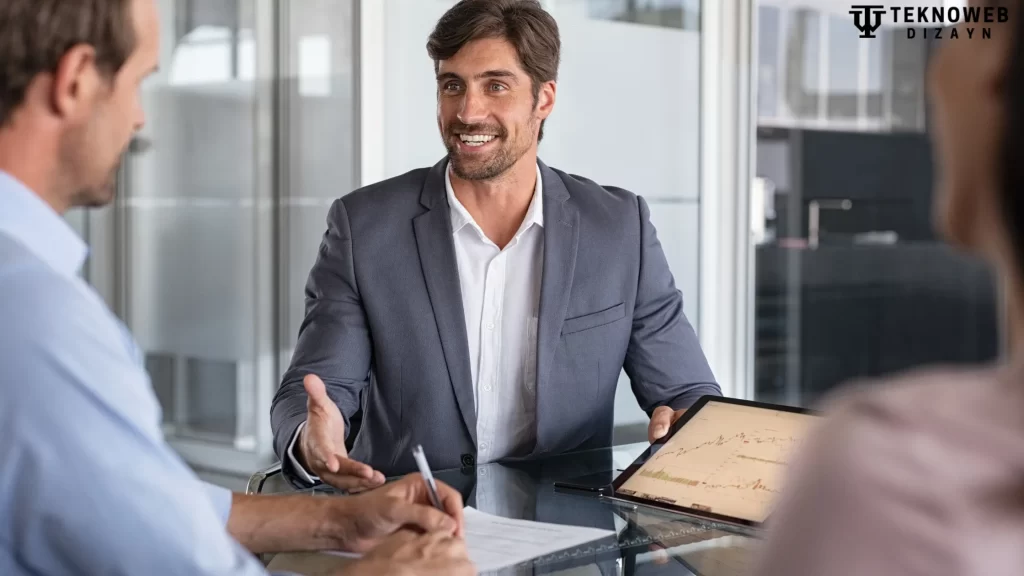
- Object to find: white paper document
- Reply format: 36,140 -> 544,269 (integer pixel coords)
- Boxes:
329,506 -> 614,572
460,506 -> 615,571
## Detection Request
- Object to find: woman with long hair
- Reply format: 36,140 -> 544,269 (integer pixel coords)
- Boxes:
753,1 -> 1024,574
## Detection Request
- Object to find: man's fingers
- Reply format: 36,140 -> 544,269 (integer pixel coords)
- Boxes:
389,501 -> 458,535
433,534 -> 468,559
317,459 -> 386,491
320,471 -> 387,492
307,426 -> 340,472
416,530 -> 466,558
648,405 -> 674,442
395,474 -> 466,538
323,452 -> 341,474
332,456 -> 379,480
365,528 -> 419,558
339,470 -> 385,493
388,529 -> 420,545
303,373 -> 349,456
434,481 -> 466,538
303,373 -> 330,404
671,408 -> 687,424
309,443 -> 384,491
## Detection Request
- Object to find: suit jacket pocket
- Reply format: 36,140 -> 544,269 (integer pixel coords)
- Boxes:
561,302 -> 626,335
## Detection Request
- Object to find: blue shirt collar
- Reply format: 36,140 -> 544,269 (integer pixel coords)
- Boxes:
0,171 -> 88,277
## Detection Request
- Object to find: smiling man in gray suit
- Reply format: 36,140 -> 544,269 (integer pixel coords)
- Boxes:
271,0 -> 720,490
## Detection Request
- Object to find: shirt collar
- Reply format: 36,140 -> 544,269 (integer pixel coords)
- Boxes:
445,162 -> 545,238
0,171 -> 88,277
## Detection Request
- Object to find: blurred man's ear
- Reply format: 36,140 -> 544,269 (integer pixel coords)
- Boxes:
51,44 -> 103,121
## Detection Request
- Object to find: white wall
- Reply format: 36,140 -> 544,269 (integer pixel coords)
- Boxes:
378,0 -> 704,428
380,0 -> 454,175
379,1 -> 701,200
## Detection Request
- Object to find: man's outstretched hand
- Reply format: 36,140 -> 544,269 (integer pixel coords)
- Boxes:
297,374 -> 385,491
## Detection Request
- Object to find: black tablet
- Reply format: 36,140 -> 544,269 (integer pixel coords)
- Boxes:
609,395 -> 819,529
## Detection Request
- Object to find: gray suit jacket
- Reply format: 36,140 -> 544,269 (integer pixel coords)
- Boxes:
271,158 -> 719,482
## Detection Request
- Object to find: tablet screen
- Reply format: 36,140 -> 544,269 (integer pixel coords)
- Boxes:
617,400 -> 817,523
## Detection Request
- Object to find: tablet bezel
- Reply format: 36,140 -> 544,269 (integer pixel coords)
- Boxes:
609,395 -> 817,529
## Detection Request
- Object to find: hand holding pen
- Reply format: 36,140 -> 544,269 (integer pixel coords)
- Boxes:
338,465 -> 467,556
410,445 -> 465,538
341,468 -> 472,575
412,445 -> 447,511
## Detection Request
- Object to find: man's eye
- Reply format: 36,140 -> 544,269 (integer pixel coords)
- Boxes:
444,82 -> 461,92
490,83 -> 506,91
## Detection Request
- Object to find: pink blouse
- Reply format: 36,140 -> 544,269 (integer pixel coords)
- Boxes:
753,365 -> 1024,576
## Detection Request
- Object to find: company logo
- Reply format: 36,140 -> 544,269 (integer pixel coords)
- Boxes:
850,5 -> 887,38
850,4 -> 1009,39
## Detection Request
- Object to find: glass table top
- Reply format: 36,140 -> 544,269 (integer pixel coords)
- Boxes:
260,443 -> 762,575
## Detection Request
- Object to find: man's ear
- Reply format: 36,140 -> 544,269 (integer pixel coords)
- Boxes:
535,80 -> 556,120
50,44 -> 102,120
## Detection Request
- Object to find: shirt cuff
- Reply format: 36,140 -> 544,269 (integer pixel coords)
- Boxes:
202,481 -> 233,526
286,421 -> 321,485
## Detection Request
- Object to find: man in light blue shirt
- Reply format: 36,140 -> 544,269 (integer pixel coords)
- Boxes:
0,1 -> 472,575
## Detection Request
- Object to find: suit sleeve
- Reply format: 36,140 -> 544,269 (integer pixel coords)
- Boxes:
271,198 -> 372,484
623,195 -> 721,414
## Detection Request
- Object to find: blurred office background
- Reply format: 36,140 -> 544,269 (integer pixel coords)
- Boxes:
64,0 -> 996,485
751,0 -> 998,407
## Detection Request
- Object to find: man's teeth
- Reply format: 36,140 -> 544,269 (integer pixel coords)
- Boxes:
459,134 -> 496,146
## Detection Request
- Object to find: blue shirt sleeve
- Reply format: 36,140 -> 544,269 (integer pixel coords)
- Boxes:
204,482 -> 234,526
0,263 -> 269,576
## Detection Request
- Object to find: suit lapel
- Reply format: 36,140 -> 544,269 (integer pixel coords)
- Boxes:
532,161 -> 579,455
413,159 -> 477,444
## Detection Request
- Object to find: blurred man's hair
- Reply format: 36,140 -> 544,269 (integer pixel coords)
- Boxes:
0,0 -> 136,126
427,0 -> 560,141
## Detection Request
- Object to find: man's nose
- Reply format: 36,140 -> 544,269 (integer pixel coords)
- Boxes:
457,90 -> 488,125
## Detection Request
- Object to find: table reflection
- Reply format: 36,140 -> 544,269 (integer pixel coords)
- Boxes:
268,443 -> 762,575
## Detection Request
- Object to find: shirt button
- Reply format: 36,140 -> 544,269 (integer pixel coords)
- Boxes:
484,385 -> 492,392
480,441 -> 489,450
479,468 -> 488,477
486,322 -> 495,330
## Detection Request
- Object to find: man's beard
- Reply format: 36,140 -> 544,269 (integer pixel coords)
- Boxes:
61,116 -> 126,209
444,121 -> 528,181
72,161 -> 121,208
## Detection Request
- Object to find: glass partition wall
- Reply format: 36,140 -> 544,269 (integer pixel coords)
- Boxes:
76,0 -> 751,474
750,1 -> 999,407
77,0 -> 358,475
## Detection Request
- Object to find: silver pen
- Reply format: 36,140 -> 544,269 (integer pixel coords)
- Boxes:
411,444 -> 444,511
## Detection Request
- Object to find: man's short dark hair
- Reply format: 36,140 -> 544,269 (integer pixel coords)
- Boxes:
427,0 -> 561,141
0,0 -> 137,126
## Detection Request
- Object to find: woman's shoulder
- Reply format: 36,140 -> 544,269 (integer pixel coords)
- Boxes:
798,363 -> 1024,504
756,364 -> 1024,575
819,364 -> 1023,438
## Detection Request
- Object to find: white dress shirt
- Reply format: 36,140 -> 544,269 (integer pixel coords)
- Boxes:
288,162 -> 544,481
447,162 -> 544,464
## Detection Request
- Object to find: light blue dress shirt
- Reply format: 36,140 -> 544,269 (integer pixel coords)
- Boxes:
0,172 -> 274,574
